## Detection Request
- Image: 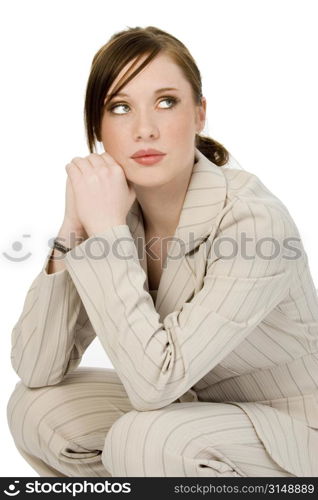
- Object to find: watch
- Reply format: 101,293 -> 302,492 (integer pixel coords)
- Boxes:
53,239 -> 71,254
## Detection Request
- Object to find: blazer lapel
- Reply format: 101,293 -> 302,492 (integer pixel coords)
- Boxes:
126,147 -> 227,321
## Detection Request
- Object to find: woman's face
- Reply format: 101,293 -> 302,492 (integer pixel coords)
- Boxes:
100,52 -> 206,187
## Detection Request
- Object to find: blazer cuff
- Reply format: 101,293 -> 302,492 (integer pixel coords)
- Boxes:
41,247 -> 70,281
64,224 -> 137,263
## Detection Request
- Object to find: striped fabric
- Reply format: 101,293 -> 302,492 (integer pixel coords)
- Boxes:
8,147 -> 318,477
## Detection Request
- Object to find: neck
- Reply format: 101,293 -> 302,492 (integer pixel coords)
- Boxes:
133,159 -> 195,238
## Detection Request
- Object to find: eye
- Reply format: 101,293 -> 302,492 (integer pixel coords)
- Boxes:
108,96 -> 179,115
158,96 -> 178,109
109,103 -> 130,115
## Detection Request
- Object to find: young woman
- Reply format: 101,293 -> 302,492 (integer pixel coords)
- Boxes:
7,26 -> 318,477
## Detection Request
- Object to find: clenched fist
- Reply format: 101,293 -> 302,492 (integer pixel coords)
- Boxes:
65,152 -> 136,238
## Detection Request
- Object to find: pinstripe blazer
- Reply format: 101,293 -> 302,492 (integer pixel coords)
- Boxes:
11,147 -> 318,477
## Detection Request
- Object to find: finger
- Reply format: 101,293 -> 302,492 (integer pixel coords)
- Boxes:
100,151 -> 118,167
70,156 -> 93,174
85,153 -> 109,169
100,154 -> 126,176
65,162 -> 81,183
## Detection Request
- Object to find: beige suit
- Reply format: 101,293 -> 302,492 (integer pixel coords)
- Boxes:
7,147 -> 318,477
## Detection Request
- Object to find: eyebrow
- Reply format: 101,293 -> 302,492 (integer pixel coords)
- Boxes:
109,87 -> 180,99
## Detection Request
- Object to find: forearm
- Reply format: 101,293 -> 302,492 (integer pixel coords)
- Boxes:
10,221 -> 97,387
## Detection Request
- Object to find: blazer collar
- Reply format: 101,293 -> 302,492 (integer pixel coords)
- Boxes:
125,146 -> 227,318
126,147 -> 227,253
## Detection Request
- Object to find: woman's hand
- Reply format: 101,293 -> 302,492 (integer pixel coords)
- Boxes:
65,152 -> 136,238
63,176 -> 86,230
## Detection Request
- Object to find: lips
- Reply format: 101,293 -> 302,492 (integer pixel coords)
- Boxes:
132,154 -> 165,166
131,149 -> 165,158
140,153 -> 163,157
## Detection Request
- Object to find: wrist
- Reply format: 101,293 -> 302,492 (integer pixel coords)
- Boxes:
62,218 -> 86,235
87,221 -> 126,238
57,220 -> 87,249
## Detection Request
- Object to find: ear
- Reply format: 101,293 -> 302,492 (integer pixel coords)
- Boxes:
195,96 -> 207,134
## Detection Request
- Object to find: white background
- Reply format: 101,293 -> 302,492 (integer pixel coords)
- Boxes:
1,0 -> 317,477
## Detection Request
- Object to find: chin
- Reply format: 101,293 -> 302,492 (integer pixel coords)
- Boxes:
128,172 -> 171,188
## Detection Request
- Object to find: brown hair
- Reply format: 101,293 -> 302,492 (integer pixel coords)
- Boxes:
84,26 -> 229,167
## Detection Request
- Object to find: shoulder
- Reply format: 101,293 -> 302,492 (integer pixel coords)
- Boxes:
221,167 -> 295,225
207,169 -> 306,279
216,167 -> 302,251
223,167 -> 282,206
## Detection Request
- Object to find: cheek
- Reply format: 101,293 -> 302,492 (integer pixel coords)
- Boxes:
101,120 -> 125,152
167,110 -> 196,139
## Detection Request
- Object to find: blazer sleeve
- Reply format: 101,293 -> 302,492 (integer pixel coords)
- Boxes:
10,247 -> 96,387
63,197 -> 295,411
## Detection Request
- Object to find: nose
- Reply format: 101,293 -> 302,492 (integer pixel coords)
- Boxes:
133,110 -> 159,140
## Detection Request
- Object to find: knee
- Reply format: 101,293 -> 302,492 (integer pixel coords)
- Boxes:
7,380 -> 52,452
7,381 -> 28,440
6,379 -> 97,475
101,407 -> 178,477
7,377 -> 81,464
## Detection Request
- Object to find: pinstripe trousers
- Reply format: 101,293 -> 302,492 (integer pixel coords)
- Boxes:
7,367 -> 295,477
